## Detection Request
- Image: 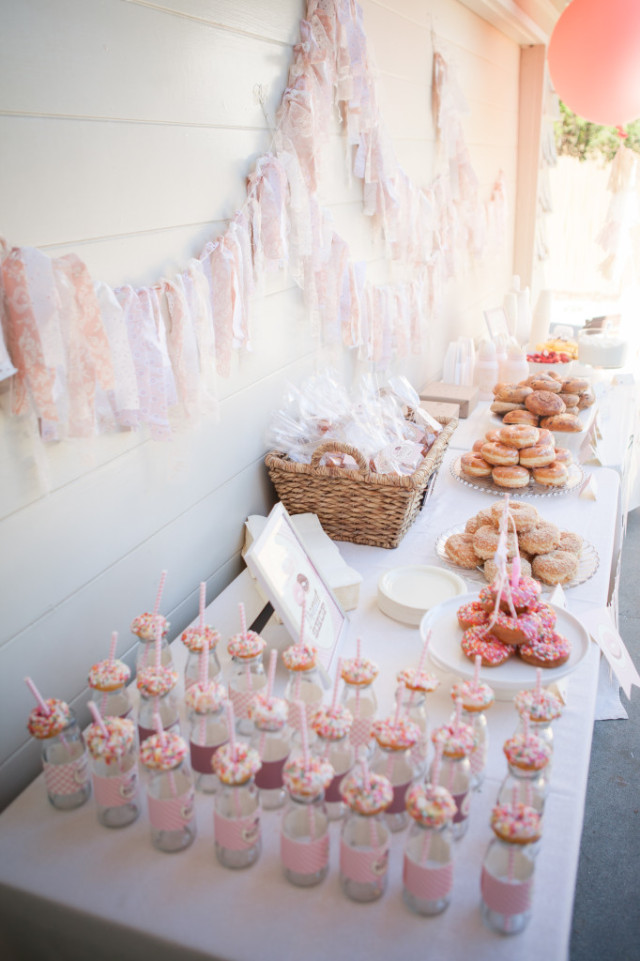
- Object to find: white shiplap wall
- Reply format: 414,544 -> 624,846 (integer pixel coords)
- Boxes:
0,0 -> 520,809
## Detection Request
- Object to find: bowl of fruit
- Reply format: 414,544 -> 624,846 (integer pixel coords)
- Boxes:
527,338 -> 577,375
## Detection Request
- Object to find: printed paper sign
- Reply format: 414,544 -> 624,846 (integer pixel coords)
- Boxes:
580,606 -> 640,698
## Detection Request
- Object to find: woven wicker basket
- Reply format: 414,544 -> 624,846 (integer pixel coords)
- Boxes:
265,416 -> 458,549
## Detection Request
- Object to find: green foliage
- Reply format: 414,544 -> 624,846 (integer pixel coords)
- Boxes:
555,101 -> 640,163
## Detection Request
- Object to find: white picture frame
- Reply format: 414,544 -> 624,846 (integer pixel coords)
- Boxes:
484,306 -> 510,342
244,502 -> 349,670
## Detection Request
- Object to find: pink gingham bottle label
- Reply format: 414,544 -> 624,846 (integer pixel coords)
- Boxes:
255,757 -> 286,791
92,768 -> 138,807
281,832 -> 329,874
452,791 -> 471,824
228,687 -> 254,720
214,811 -> 260,851
387,781 -> 412,815
350,716 -> 371,748
481,868 -> 533,915
147,789 -> 195,831
340,840 -> 389,883
190,741 -> 225,775
43,754 -> 90,796
403,857 -> 453,901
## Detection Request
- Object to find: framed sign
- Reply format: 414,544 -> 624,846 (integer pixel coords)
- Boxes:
244,502 -> 349,670
483,306 -> 510,342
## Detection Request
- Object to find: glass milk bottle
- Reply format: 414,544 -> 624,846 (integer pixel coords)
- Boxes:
181,625 -> 221,691
450,674 -> 495,791
481,800 -> 542,935
430,714 -> 476,840
371,716 -> 421,833
339,762 -> 393,902
140,729 -> 196,853
136,666 -> 180,745
88,658 -> 132,720
498,729 -> 552,815
339,649 -> 379,758
514,681 -> 563,761
280,754 -> 334,887
248,693 -> 292,811
185,680 -> 228,794
282,641 -> 324,739
86,714 -> 140,828
226,630 -> 267,737
403,783 -> 457,916
131,613 -> 172,673
212,740 -> 262,869
27,697 -> 91,811
310,704 -> 354,820
395,667 -> 440,777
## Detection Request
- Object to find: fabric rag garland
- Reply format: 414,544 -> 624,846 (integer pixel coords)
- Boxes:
0,0 -> 508,441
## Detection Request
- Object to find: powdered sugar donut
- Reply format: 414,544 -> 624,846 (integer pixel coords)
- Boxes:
473,524 -> 519,560
532,549 -> 579,586
483,556 -> 532,583
465,508 -> 498,534
489,499 -> 538,532
444,532 -> 480,569
518,522 -> 560,555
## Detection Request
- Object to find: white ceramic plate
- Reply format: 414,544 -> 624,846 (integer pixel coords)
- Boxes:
377,565 -> 467,626
434,525 -> 600,590
419,591 -> 590,699
450,456 -> 585,498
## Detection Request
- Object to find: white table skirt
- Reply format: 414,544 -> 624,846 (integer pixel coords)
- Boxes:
0,455 -> 621,961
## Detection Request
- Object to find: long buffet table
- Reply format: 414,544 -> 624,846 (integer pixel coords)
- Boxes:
0,407 -> 627,961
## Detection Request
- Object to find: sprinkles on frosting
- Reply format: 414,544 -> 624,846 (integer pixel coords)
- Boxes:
282,755 -> 334,797
340,769 -> 393,815
341,656 -> 379,686
130,613 -> 169,641
181,625 -> 221,653
494,611 -> 541,644
530,601 -> 557,633
310,705 -> 353,741
88,659 -> 131,692
519,631 -> 571,664
503,732 -> 552,770
136,666 -> 179,698
185,680 -> 226,715
140,730 -> 188,771
461,626 -> 512,666
281,642 -> 318,672
86,717 -> 135,763
491,801 -> 542,844
248,693 -> 289,731
406,783 -> 457,828
27,699 -> 72,739
451,678 -> 495,712
431,720 -> 476,758
212,741 -> 262,785
514,688 -> 563,723
488,575 -> 541,610
371,716 -> 420,751
396,667 -> 439,693
457,601 -> 489,628
227,630 -> 266,659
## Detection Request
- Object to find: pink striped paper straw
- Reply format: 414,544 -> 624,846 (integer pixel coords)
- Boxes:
87,701 -> 110,739
266,649 -> 277,698
296,700 -> 310,769
108,631 -> 118,663
298,596 -> 306,647
24,677 -> 51,715
356,637 -> 362,663
198,638 -> 209,687
417,630 -> 431,673
153,570 -> 167,617
239,602 -> 247,639
154,622 -> 162,671
330,658 -> 343,712
153,712 -> 166,745
198,581 -> 206,633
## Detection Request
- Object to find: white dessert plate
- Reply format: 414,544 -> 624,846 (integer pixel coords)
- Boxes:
435,525 -> 599,591
419,591 -> 590,699
377,565 -> 467,626
450,456 -> 585,498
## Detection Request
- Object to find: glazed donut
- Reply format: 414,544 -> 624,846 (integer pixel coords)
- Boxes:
553,447 -> 573,465
558,393 -> 580,408
492,465 -> 531,489
518,444 -> 557,468
457,601 -> 489,630
532,461 -> 569,487
537,428 -> 554,447
539,414 -> 582,433
562,377 -> 589,394
499,425 -> 540,449
491,401 -> 524,414
444,532 -> 480,569
519,630 -> 571,668
557,531 -> 583,554
460,453 -> 493,477
490,499 -> 538,532
528,378 -> 563,393
485,429 -> 504,443
496,385 -> 533,404
525,391 -> 566,417
465,507 -> 498,534
502,409 -> 540,427
518,522 -> 561,555
532,549 -> 579,585
473,524 -> 519,560
491,611 -> 542,646
480,442 -> 520,466
472,439 -> 486,453
483,555 -> 532,583
461,626 -> 513,667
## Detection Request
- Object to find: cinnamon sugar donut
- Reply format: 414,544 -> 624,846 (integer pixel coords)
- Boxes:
518,444 -> 556,468
499,425 -> 540,449
519,631 -> 571,668
532,549 -> 579,585
483,556 -> 532,583
491,611 -> 542,646
489,499 -> 538,532
518,522 -> 560,555
444,533 -> 480,569
480,442 -> 520,466
525,391 -> 566,416
492,465 -> 531,489
473,525 -> 519,560
502,409 -> 540,427
557,531 -> 583,554
457,601 -> 489,630
539,414 -> 582,433
460,453 -> 492,477
465,508 -> 498,534
532,461 -> 569,487
461,626 -> 513,667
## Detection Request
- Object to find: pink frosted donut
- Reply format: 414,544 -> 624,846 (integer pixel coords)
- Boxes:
487,575 -> 542,613
503,732 -> 552,770
529,601 -> 557,632
519,630 -> 571,668
461,626 -> 513,667
491,611 -> 542,647
457,601 -> 489,630
491,802 -> 542,844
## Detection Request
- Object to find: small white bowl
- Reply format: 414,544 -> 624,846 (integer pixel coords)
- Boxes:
527,359 -> 575,377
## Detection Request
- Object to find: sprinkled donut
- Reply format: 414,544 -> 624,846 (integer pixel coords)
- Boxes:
282,642 -> 318,671
140,730 -> 188,771
86,717 -> 135,763
130,613 -> 169,641
88,658 -> 131,692
249,693 -> 289,731
340,768 -> 393,815
181,625 -> 221,653
406,783 -> 457,827
213,741 -> 262,785
503,731 -> 552,770
491,611 -> 542,646
136,665 -> 179,698
282,755 -> 334,797
185,680 -> 227,715
341,656 -> 378,686
431,719 -> 476,758
518,630 -> 571,668
529,601 -> 557,632
371,717 -> 420,750
487,575 -> 542,613
461,626 -> 513,667
27,699 -> 72,739
396,666 -> 440,693
310,704 -> 353,741
514,688 -> 563,723
227,630 -> 266,659
457,601 -> 489,630
450,678 -> 495,712
491,802 -> 542,844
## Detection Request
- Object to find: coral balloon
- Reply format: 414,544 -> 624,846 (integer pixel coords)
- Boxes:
548,0 -> 640,126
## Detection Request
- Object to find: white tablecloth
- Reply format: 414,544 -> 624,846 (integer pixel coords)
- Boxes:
0,453 -> 622,961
